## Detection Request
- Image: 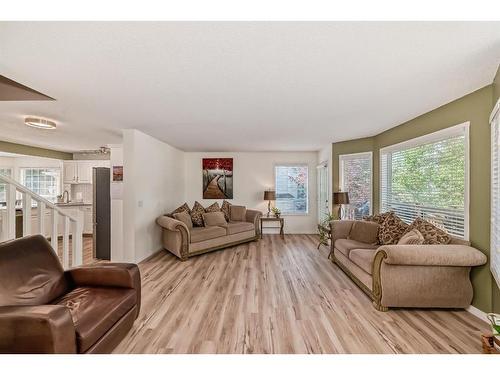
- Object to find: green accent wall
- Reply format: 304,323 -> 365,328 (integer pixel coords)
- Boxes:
493,64 -> 500,313
333,84 -> 498,313
0,140 -> 72,160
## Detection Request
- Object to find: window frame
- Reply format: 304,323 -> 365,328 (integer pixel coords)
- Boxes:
274,164 -> 309,216
339,151 -> 373,218
0,168 -> 13,204
19,167 -> 62,203
379,122 -> 470,240
490,98 -> 500,289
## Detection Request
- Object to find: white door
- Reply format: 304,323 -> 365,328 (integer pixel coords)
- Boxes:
317,163 -> 329,223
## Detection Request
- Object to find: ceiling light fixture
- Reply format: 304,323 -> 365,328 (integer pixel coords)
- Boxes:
24,117 -> 57,130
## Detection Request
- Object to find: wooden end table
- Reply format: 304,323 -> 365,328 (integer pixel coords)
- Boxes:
260,216 -> 285,239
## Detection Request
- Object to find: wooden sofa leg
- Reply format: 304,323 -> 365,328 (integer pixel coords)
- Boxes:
372,301 -> 389,312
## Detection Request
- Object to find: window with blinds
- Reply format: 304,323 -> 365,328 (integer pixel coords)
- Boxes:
380,123 -> 469,239
275,165 -> 308,215
490,99 -> 500,289
339,152 -> 372,219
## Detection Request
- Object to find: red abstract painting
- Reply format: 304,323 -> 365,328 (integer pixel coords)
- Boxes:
202,158 -> 233,199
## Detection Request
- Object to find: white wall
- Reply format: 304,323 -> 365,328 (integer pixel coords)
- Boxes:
122,130 -> 185,263
184,152 -> 318,234
317,144 -> 333,214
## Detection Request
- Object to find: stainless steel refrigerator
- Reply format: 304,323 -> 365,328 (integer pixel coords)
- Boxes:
93,167 -> 111,260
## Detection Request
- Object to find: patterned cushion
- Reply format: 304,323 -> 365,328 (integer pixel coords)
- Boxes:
397,228 -> 425,245
221,200 -> 232,222
190,201 -> 205,227
205,202 -> 221,213
363,211 -> 392,225
167,202 -> 190,218
404,217 -> 451,245
378,212 -> 409,245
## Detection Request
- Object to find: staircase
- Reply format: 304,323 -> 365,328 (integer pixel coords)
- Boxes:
0,173 -> 84,268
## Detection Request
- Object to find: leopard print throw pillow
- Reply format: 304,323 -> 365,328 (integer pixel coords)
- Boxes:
404,217 -> 451,245
190,201 -> 205,227
378,212 -> 409,245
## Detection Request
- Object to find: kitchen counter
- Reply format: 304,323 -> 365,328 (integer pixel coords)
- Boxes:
55,202 -> 92,207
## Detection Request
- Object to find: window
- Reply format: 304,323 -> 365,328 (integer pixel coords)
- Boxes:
275,165 -> 308,215
380,123 -> 469,239
0,168 -> 12,206
339,152 -> 372,219
20,168 -> 61,203
490,99 -> 500,289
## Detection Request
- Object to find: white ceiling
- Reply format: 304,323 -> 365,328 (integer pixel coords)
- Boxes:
0,22 -> 499,153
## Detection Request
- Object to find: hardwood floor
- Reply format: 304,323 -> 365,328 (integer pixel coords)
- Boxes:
56,236 -> 96,265
113,234 -> 488,354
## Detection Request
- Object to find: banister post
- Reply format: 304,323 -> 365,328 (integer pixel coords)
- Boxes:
6,184 -> 16,240
72,210 -> 84,267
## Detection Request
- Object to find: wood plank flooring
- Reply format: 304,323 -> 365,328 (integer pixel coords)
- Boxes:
113,234 -> 488,354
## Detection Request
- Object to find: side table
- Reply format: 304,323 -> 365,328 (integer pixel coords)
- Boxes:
260,217 -> 285,239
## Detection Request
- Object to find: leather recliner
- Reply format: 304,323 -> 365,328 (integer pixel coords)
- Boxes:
0,235 -> 141,353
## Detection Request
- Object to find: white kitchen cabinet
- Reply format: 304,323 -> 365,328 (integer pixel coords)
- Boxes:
77,162 -> 93,183
63,160 -> 109,184
63,162 -> 78,184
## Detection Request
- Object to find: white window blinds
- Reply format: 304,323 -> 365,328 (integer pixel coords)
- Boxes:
380,123 -> 469,239
275,165 -> 308,215
490,99 -> 500,289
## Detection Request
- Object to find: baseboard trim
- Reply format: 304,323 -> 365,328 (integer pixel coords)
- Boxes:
138,248 -> 163,264
466,305 -> 489,323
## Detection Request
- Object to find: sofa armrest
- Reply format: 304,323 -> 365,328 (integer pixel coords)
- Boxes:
246,209 -> 263,234
377,244 -> 487,267
0,305 -> 77,353
329,220 -> 355,242
156,215 -> 190,259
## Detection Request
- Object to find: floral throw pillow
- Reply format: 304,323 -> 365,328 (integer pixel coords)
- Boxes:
405,217 -> 451,245
363,211 -> 393,225
221,200 -> 232,222
166,202 -> 190,218
205,202 -> 221,213
378,212 -> 409,245
190,201 -> 205,227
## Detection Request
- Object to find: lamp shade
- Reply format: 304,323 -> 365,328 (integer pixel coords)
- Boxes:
333,191 -> 349,205
264,190 -> 276,200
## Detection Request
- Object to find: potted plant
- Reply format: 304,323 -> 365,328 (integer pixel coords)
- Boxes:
317,211 -> 335,248
271,207 -> 281,218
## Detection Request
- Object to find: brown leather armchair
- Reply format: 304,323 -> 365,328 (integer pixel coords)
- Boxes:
0,235 -> 141,353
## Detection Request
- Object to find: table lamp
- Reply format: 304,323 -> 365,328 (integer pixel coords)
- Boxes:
263,190 -> 276,217
333,191 -> 349,219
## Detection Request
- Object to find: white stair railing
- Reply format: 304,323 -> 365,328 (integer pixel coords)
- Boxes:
0,174 -> 83,269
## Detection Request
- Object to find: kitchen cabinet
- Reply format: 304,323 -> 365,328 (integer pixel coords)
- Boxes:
63,162 -> 78,184
63,160 -> 109,184
82,205 -> 93,234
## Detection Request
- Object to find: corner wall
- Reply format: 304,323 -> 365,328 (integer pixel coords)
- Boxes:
122,129 -> 186,263
332,85 -> 496,312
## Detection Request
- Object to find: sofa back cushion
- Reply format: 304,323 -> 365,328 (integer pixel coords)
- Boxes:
348,221 -> 379,245
397,229 -> 425,245
0,235 -> 69,306
173,210 -> 193,229
203,211 -> 227,227
230,205 -> 247,222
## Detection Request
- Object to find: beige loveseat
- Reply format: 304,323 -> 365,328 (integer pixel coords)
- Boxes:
329,220 -> 487,311
157,206 -> 262,260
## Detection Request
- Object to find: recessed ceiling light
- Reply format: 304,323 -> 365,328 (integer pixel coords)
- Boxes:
25,117 -> 57,130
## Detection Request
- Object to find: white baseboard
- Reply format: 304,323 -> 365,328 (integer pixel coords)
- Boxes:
466,305 -> 489,323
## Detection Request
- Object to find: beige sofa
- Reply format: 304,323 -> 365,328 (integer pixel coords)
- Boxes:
329,220 -> 487,311
157,207 -> 262,260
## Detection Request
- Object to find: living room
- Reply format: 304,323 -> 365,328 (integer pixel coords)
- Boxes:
1,2 -> 500,373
